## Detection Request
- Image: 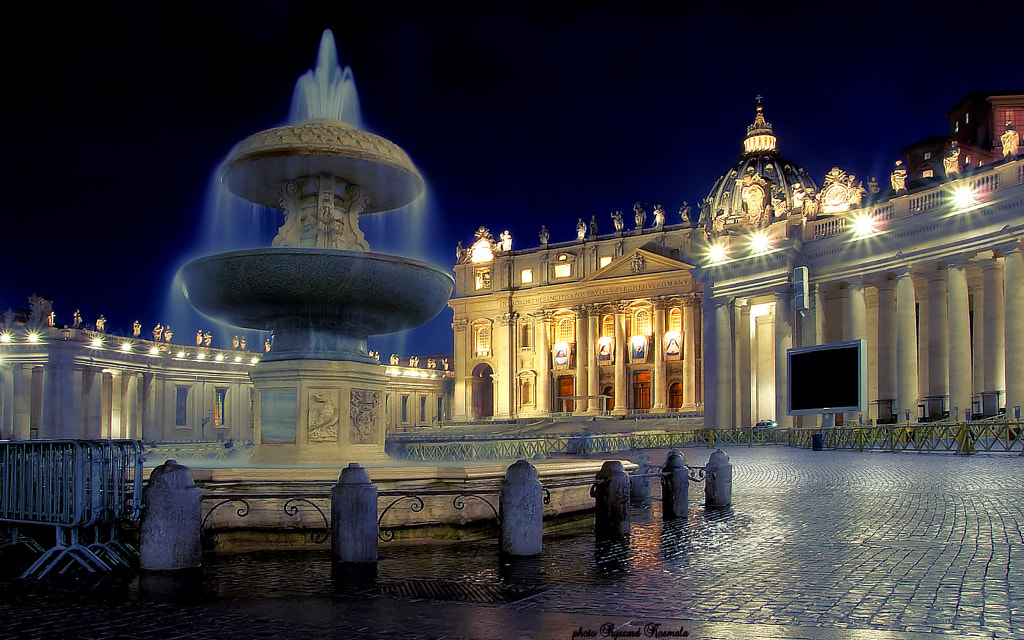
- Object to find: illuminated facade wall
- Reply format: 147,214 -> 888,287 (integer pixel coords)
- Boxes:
449,226 -> 705,419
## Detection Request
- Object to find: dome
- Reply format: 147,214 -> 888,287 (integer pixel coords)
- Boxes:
698,104 -> 818,238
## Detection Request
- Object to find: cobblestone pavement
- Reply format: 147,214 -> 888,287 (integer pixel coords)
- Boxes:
2,447 -> 1024,639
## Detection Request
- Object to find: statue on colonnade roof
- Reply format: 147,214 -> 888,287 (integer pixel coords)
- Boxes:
1001,121 -> 1019,159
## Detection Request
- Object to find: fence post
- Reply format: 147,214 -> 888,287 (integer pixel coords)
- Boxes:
594,460 -> 630,539
499,459 -> 543,556
139,459 -> 202,571
629,450 -> 652,508
661,449 -> 689,519
331,463 -> 378,564
705,449 -> 732,509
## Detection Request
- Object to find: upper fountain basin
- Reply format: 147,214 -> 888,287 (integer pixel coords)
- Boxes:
178,248 -> 454,336
222,119 -> 424,212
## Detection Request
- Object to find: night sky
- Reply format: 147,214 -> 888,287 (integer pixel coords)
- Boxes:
1,1 -> 1017,357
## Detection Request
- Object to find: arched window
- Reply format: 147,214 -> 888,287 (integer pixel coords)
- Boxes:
558,318 -> 575,343
475,324 -> 491,356
669,308 -> 682,333
633,309 -> 651,336
602,314 -> 615,339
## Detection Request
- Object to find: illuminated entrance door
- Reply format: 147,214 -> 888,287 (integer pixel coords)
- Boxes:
602,386 -> 614,412
471,363 -> 494,419
558,376 -> 575,412
669,382 -> 683,409
632,370 -> 651,412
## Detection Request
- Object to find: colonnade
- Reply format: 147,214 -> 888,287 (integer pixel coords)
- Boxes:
705,246 -> 1024,428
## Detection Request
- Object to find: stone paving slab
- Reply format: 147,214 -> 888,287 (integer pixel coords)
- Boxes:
2,447 -> 1024,639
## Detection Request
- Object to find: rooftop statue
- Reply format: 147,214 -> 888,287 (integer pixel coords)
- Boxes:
265,339 -> 272,353
239,336 -> 246,350
539,225 -> 550,245
678,201 -> 691,223
132,320 -> 141,338
95,315 -> 106,333
456,241 -> 467,264
499,230 -> 512,252
232,335 -> 240,349
196,330 -> 204,346
1002,121 -> 1019,159
891,160 -> 908,194
653,204 -> 665,228
589,215 -> 598,238
611,210 -> 624,232
943,141 -> 961,179
154,324 -> 164,341
791,183 -> 807,213
771,184 -> 789,218
738,168 -> 768,226
72,309 -> 82,328
633,202 -> 646,230
163,327 -> 173,342
845,174 -> 866,207
867,176 -> 880,194
203,331 -> 213,347
390,353 -> 400,365
576,218 -> 587,241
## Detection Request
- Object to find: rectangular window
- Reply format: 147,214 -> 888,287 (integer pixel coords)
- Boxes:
420,397 -> 426,422
437,397 -> 443,422
923,151 -> 932,160
475,267 -> 491,290
213,387 -> 227,426
554,263 -> 571,278
175,386 -> 189,426
923,169 -> 934,178
599,256 -> 613,268
521,268 -> 533,283
401,395 -> 409,423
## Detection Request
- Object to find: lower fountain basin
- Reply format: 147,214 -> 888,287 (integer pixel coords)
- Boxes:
179,248 -> 454,361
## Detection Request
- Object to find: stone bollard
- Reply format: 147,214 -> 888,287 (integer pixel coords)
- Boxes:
629,451 -> 652,508
661,449 -> 689,519
704,449 -> 732,509
139,459 -> 202,571
499,459 -> 544,556
331,463 -> 379,564
594,460 -> 630,539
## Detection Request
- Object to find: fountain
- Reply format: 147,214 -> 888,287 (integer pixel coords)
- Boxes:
178,31 -> 454,464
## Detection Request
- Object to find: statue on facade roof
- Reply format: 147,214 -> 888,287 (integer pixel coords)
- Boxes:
203,331 -> 212,347
611,210 -> 624,232
95,315 -> 106,333
72,309 -> 82,328
390,353 -> 400,365
1002,121 -> 1020,159
589,215 -> 598,238
890,160 -> 907,194
239,336 -> 246,350
653,204 -> 665,228
164,327 -> 173,342
633,202 -> 646,230
153,324 -> 164,341
132,320 -> 141,337
265,338 -> 272,353
499,230 -> 512,252
678,201 -> 691,223
196,330 -> 204,346
867,176 -> 880,195
576,218 -> 587,241
539,225 -> 550,245
232,335 -> 240,349
943,141 -> 961,179
455,241 -> 467,264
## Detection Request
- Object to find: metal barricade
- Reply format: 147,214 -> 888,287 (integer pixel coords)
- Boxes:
0,439 -> 144,578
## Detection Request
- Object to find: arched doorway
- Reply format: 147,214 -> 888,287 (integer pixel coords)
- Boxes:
471,363 -> 494,419
602,386 -> 614,412
632,370 -> 651,412
669,382 -> 683,409
558,375 -> 575,412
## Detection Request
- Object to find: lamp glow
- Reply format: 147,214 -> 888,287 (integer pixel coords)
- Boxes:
851,213 -> 876,237
27,333 -> 40,343
952,188 -> 975,208
250,357 -> 259,364
0,333 -> 11,343
234,356 -> 242,363
149,347 -> 160,355
176,351 -> 186,358
120,342 -> 132,352
90,338 -> 103,348
215,354 -> 225,361
749,233 -> 771,254
196,352 -> 207,359
708,244 -> 728,263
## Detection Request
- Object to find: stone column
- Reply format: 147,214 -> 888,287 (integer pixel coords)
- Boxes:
495,313 -> 515,418
926,266 -> 949,418
536,312 -> 552,414
574,306 -> 589,415
845,281 -> 867,341
683,301 -> 697,409
587,308 -> 601,413
613,304 -> 627,414
876,275 -> 897,421
947,259 -> 973,420
452,319 -> 469,420
1004,246 -> 1024,418
774,287 -> 792,427
971,272 -> 985,399
700,296 -> 717,428
896,268 -> 919,422
142,373 -> 157,441
754,313 -> 774,422
499,460 -> 543,556
715,298 -> 734,429
652,299 -> 667,412
735,301 -> 751,428
331,463 -> 378,564
12,365 -> 32,440
1,365 -> 13,439
982,255 -> 1005,415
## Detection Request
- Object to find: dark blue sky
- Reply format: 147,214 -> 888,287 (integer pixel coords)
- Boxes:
0,1 -> 1016,356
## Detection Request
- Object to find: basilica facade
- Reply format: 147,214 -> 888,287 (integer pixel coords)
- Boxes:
450,93 -> 1024,428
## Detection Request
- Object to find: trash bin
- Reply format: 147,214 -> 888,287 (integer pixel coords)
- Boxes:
811,433 -> 823,451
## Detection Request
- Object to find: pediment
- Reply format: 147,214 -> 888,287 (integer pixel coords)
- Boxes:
582,248 -> 694,283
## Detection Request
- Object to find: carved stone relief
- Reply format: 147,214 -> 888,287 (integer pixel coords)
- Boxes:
350,388 -> 381,444
307,390 -> 340,442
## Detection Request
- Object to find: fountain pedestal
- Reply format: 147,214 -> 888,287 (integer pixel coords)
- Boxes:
250,360 -> 390,465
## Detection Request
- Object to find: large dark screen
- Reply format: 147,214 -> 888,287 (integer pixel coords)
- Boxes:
789,342 -> 862,412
